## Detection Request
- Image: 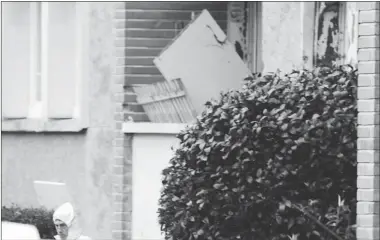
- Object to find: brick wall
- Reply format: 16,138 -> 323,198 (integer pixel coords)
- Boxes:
356,2 -> 380,240
112,3 -> 228,239
113,3 -> 131,240
114,2 -> 228,122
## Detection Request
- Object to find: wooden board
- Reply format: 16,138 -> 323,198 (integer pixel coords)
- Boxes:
154,9 -> 251,116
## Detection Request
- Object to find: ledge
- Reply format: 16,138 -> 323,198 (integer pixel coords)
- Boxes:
122,122 -> 188,134
1,119 -> 87,133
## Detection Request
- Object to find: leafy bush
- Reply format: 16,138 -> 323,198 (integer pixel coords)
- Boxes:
158,66 -> 357,240
2,204 -> 56,239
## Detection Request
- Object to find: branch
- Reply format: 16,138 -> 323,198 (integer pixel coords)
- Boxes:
291,204 -> 345,240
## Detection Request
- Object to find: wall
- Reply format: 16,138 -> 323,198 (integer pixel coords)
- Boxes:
131,134 -> 180,240
356,2 -> 380,240
82,2 -> 116,239
1,133 -> 86,208
1,2 -> 116,239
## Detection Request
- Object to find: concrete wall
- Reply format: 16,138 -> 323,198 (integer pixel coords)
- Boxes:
2,133 -> 86,208
1,2 -> 116,239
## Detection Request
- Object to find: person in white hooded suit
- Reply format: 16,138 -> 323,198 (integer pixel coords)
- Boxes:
53,202 -> 91,240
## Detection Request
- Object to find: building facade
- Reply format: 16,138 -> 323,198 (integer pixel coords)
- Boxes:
2,2 -> 379,240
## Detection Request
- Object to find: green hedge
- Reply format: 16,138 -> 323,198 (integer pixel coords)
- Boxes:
158,66 -> 357,240
2,204 -> 56,239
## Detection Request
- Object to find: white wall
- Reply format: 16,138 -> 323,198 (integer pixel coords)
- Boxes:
132,134 -> 180,240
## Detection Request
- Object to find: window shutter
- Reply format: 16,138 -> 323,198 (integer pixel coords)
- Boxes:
46,2 -> 77,119
2,3 -> 31,119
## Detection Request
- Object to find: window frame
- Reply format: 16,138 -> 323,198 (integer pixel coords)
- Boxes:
246,2 -> 261,73
2,2 -> 89,132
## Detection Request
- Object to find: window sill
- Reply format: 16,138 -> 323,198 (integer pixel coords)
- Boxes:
122,122 -> 189,134
1,118 -> 88,133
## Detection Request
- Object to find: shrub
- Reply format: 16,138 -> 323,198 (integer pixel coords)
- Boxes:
2,204 -> 56,239
158,65 -> 357,240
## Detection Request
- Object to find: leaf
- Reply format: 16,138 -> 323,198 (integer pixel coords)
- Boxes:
232,162 -> 240,169
204,147 -> 211,154
221,112 -> 229,120
213,108 -> 223,117
268,88 -> 276,96
199,202 -> 205,210
196,190 -> 207,197
175,210 -> 184,218
288,218 -> 295,230
296,216 -> 306,224
312,113 -> 320,120
276,215 -> 282,224
246,176 -> 253,183
158,65 -> 357,240
172,196 -> 180,201
281,123 -> 288,131
256,168 -> 263,178
198,141 -> 206,150
213,183 -> 224,190
256,127 -> 262,134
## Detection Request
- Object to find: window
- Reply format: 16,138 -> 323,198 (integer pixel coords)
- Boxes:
314,2 -> 358,67
2,2 -> 88,131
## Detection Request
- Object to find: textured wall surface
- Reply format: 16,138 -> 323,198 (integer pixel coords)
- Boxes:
82,2 -> 117,239
1,133 -> 86,208
1,133 -> 95,236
